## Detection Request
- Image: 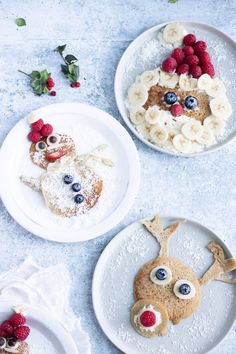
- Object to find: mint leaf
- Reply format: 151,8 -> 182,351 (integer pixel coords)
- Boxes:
61,64 -> 69,75
40,69 -> 50,82
30,71 -> 41,79
168,0 -> 178,3
16,18 -> 26,26
65,54 -> 78,64
56,44 -> 67,55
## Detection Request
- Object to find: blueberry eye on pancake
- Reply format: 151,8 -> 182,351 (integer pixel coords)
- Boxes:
35,141 -> 47,151
47,134 -> 60,145
150,265 -> 172,285
184,96 -> 198,110
173,279 -> 196,299
164,92 -> 177,105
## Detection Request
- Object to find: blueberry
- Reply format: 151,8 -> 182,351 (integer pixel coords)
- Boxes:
0,337 -> 6,348
155,268 -> 167,280
7,338 -> 17,347
179,283 -> 191,295
74,194 -> 84,204
164,92 -> 177,105
72,183 -> 81,192
64,175 -> 73,184
184,96 -> 198,109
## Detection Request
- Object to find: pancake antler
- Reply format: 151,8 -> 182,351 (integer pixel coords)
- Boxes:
140,214 -> 185,257
200,242 -> 236,286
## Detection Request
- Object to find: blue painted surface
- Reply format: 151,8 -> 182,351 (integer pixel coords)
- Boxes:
0,1 -> 236,353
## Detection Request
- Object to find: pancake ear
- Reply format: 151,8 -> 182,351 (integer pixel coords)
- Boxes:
200,242 -> 236,286
140,214 -> 185,257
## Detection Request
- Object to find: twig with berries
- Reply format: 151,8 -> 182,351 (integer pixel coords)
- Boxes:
55,44 -> 80,88
18,69 -> 56,96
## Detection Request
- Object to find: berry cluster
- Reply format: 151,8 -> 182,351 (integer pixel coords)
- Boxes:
28,118 -> 54,143
162,33 -> 215,78
70,82 -> 81,88
0,312 -> 30,341
46,77 -> 57,96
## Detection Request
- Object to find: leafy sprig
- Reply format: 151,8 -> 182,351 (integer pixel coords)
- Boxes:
18,69 -> 51,95
55,44 -> 79,84
16,18 -> 26,26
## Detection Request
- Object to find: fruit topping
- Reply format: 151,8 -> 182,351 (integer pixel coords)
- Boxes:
31,119 -> 44,132
28,131 -> 41,143
182,46 -> 194,56
6,338 -> 19,349
139,310 -> 156,327
183,33 -> 196,46
0,337 -> 6,349
184,54 -> 199,66
10,313 -> 26,327
193,40 -> 207,53
164,92 -> 177,105
35,141 -> 47,151
184,96 -> 198,109
41,124 -> 53,137
201,62 -> 215,78
72,183 -> 81,192
155,268 -> 167,280
171,48 -> 185,64
190,65 -> 202,78
176,63 -> 189,75
74,194 -> 84,204
179,283 -> 191,295
45,150 -> 64,162
64,175 -> 73,184
162,57 -> 177,73
1,321 -> 13,336
47,134 -> 60,145
171,103 -> 183,117
14,326 -> 30,341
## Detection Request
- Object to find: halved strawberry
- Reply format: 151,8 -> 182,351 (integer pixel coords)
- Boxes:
45,150 -> 65,162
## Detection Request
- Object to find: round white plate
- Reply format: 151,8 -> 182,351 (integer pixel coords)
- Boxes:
0,303 -> 78,353
115,21 -> 236,157
0,103 -> 140,242
92,216 -> 236,354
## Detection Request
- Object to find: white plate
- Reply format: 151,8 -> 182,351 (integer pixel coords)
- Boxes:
0,302 -> 78,354
115,21 -> 236,157
92,216 -> 236,354
0,103 -> 140,242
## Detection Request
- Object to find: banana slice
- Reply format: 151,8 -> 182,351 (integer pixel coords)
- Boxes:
159,70 -> 179,89
150,125 -> 168,144
204,116 -> 225,136
181,120 -> 203,141
136,122 -> 151,140
162,23 -> 186,44
209,97 -> 232,120
196,126 -> 214,146
206,78 -> 226,97
189,141 -> 203,153
28,111 -> 40,124
179,74 -> 197,91
130,107 -> 146,125
128,83 -> 148,107
140,69 -> 159,89
197,74 -> 212,91
145,106 -> 161,124
172,134 -> 191,153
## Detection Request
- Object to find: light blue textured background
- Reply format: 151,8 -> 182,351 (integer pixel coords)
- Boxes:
0,1 -> 236,353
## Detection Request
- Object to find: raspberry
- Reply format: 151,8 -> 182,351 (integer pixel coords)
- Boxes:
10,313 -> 26,327
176,63 -> 189,75
139,311 -> 156,327
28,131 -> 41,143
31,119 -> 44,132
171,48 -> 185,64
75,82 -> 81,87
171,104 -> 183,117
193,40 -> 207,53
47,78 -> 55,89
201,62 -> 215,78
184,54 -> 199,66
70,82 -> 76,88
183,33 -> 196,46
190,65 -> 202,78
197,51 -> 211,65
50,91 -> 57,96
1,321 -> 13,335
41,124 -> 53,137
0,328 -> 7,337
47,77 -> 54,83
162,57 -> 177,73
14,326 -> 30,341
182,46 -> 194,56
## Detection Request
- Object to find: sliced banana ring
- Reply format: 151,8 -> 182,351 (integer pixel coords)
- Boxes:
136,123 -> 151,141
172,134 -> 191,153
197,73 -> 212,91
209,97 -> 232,120
128,83 -> 148,107
196,126 -> 214,146
159,71 -> 179,89
181,120 -> 203,141
204,115 -> 225,136
47,134 -> 60,145
150,125 -> 168,144
162,23 -> 186,44
179,74 -> 197,91
145,106 -> 161,124
140,70 -> 159,88
173,279 -> 196,300
150,265 -> 172,285
206,78 -> 226,98
130,107 -> 146,125
35,141 -> 47,151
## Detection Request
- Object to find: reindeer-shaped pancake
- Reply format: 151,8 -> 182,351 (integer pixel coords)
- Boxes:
131,215 -> 236,337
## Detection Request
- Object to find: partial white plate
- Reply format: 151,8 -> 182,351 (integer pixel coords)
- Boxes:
92,215 -> 236,354
115,21 -> 236,157
0,103 -> 140,242
0,303 -> 78,354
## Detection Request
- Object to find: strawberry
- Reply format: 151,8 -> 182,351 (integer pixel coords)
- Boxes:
183,33 -> 196,46
1,321 -> 14,335
41,124 -> 53,137
171,104 -> 183,117
10,313 -> 26,327
31,119 -> 44,132
45,150 -> 64,162
182,46 -> 194,56
14,326 -> 30,341
176,63 -> 189,75
139,311 -> 156,327
193,40 -> 207,53
162,57 -> 177,73
201,62 -> 215,78
171,48 -> 185,64
184,55 -> 199,66
190,65 -> 202,78
28,131 -> 41,143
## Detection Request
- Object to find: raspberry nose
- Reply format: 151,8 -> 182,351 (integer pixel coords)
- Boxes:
139,310 -> 156,327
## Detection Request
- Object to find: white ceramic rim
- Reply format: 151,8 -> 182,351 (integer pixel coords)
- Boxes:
0,103 -> 140,243
114,21 -> 236,157
92,215 -> 236,354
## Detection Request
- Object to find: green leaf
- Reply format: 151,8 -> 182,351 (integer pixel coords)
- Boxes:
55,44 -> 67,55
65,54 -> 78,64
16,18 -> 26,26
66,64 -> 79,82
61,64 -> 69,75
40,69 -> 50,82
168,0 -> 178,3
30,71 -> 40,79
